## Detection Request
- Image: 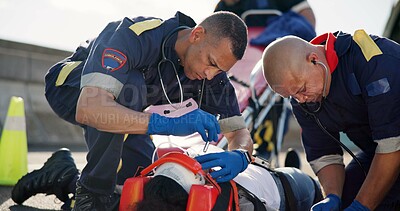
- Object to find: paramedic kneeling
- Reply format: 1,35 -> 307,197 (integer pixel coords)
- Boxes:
262,31 -> 400,210
41,11 -> 253,210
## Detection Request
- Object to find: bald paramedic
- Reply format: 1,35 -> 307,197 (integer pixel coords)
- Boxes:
262,31 -> 400,211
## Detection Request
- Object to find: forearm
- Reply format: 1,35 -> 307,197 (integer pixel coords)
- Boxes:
356,151 -> 400,210
225,128 -> 253,154
298,8 -> 316,28
222,0 -> 240,6
317,164 -> 345,197
76,86 -> 151,134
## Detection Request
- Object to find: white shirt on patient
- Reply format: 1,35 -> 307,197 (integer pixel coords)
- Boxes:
234,164 -> 281,210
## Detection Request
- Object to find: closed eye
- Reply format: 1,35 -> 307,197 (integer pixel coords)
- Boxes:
294,86 -> 305,96
210,60 -> 217,68
209,57 -> 225,71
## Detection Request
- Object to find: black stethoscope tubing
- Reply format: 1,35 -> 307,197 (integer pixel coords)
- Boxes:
158,25 -> 206,109
299,101 -> 368,177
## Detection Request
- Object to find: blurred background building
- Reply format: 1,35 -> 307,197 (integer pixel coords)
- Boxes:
0,40 -> 84,146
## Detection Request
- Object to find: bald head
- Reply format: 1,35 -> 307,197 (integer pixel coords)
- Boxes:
262,36 -> 311,94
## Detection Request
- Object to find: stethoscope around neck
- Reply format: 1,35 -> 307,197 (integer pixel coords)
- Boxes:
157,25 -> 206,110
297,61 -> 367,177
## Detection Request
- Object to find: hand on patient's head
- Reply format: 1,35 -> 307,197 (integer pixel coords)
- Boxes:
195,150 -> 248,182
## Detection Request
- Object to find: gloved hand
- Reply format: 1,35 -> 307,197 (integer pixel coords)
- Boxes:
311,194 -> 341,211
147,109 -> 220,142
344,200 -> 370,211
195,150 -> 248,183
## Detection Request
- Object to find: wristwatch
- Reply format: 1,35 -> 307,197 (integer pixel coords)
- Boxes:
234,149 -> 252,164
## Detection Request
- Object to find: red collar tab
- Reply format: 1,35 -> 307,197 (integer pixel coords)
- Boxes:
310,33 -> 338,73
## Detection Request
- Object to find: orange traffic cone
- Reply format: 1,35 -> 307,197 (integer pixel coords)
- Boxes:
0,96 -> 28,185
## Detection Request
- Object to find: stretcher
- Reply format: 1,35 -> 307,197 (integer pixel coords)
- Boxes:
120,151 -> 237,211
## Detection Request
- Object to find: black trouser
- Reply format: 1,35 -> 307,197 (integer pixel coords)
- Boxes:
275,167 -> 322,210
342,148 -> 400,210
79,127 -> 154,194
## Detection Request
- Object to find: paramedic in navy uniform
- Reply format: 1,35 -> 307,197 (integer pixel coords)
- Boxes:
262,31 -> 400,211
40,11 -> 251,210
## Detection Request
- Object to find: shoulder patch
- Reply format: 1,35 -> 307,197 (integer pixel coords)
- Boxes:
353,29 -> 382,62
129,19 -> 162,36
102,48 -> 127,72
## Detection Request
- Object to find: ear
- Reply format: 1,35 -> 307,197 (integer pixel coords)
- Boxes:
307,52 -> 318,64
189,26 -> 205,43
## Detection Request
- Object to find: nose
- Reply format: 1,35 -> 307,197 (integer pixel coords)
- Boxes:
204,68 -> 221,80
293,94 -> 307,103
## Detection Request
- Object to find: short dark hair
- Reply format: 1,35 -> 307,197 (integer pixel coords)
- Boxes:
200,11 -> 248,60
134,176 -> 188,211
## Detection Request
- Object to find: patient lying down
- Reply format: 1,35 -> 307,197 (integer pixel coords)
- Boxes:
124,146 -> 322,211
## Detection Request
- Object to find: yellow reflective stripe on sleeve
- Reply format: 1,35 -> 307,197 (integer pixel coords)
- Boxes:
129,19 -> 162,36
353,29 -> 383,62
55,61 -> 82,86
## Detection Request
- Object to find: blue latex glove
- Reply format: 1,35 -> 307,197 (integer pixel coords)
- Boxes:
311,194 -> 341,211
344,200 -> 370,211
195,150 -> 248,183
147,109 -> 220,142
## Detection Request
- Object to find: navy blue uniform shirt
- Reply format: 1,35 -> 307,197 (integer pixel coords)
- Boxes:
44,12 -> 243,193
292,30 -> 400,173
78,11 -> 240,119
